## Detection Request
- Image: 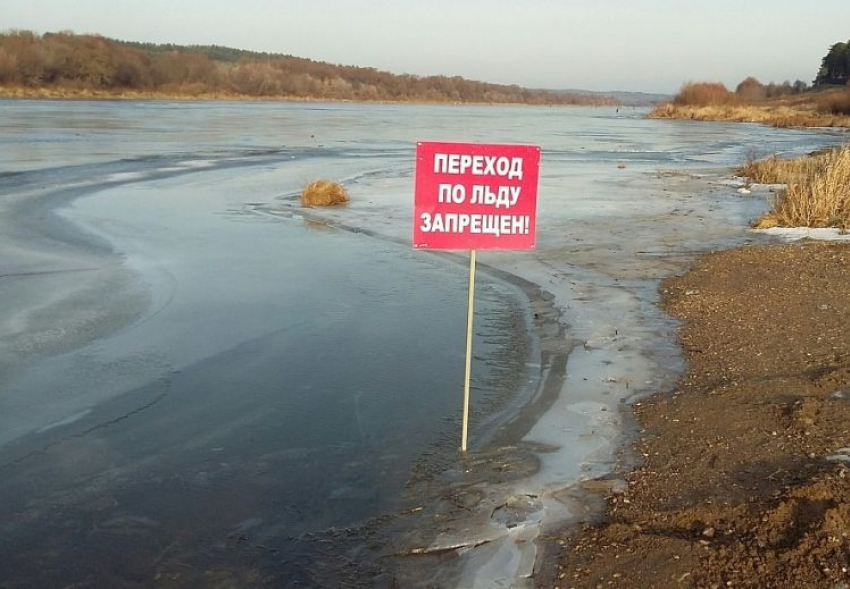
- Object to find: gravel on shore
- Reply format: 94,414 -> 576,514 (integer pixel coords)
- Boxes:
545,241 -> 850,589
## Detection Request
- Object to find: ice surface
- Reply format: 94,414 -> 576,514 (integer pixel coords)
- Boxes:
2,100 -> 847,587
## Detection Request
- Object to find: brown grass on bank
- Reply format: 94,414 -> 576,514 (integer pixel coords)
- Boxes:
650,87 -> 850,128
817,90 -> 850,116
0,85 -> 246,101
300,179 -> 349,206
738,152 -> 826,185
746,147 -> 850,229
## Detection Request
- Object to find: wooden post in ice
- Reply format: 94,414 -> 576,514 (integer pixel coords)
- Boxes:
461,250 -> 476,453
413,141 -> 540,455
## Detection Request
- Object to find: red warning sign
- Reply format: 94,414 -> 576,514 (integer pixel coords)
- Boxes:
413,141 -> 540,250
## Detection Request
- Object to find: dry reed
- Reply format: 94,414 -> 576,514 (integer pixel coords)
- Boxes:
749,147 -> 850,229
818,91 -> 850,116
649,86 -> 850,129
738,152 -> 826,185
300,179 -> 349,206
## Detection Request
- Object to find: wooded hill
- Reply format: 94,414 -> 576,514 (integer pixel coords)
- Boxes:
816,39 -> 850,86
0,30 -> 617,105
649,36 -> 850,127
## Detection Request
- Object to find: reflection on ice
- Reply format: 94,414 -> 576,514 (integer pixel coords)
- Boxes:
104,171 -> 148,183
35,408 -> 93,433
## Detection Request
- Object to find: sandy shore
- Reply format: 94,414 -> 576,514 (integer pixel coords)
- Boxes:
544,240 -> 850,588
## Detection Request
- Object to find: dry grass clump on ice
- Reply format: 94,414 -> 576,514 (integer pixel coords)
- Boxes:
743,147 -> 850,230
300,179 -> 349,206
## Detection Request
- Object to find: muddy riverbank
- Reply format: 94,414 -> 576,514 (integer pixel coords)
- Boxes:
545,241 -> 850,589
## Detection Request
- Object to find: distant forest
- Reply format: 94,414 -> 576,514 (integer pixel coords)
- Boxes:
0,30 -> 618,105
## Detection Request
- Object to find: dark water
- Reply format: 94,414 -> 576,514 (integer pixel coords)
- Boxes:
0,231 -> 526,586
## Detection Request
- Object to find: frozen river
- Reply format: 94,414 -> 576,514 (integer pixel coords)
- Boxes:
0,99 -> 846,587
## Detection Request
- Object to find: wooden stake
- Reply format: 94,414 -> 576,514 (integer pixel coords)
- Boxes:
461,250 -> 476,453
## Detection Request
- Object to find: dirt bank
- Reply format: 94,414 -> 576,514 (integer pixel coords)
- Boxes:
545,241 -> 850,588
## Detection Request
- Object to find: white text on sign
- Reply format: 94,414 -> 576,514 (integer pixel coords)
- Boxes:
433,154 -> 525,180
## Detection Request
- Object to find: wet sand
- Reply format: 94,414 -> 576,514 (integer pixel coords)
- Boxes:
545,241 -> 850,588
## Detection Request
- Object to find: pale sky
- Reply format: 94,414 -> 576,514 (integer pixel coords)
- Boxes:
4,0 -> 849,94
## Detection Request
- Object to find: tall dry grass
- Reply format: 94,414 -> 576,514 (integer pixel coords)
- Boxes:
818,91 -> 850,116
749,147 -> 850,229
650,83 -> 850,128
738,152 -> 826,185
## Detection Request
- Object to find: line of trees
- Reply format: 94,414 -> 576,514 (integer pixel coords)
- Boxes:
816,40 -> 850,86
668,37 -> 850,108
735,77 -> 809,101
671,77 -> 810,108
0,30 -> 617,105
